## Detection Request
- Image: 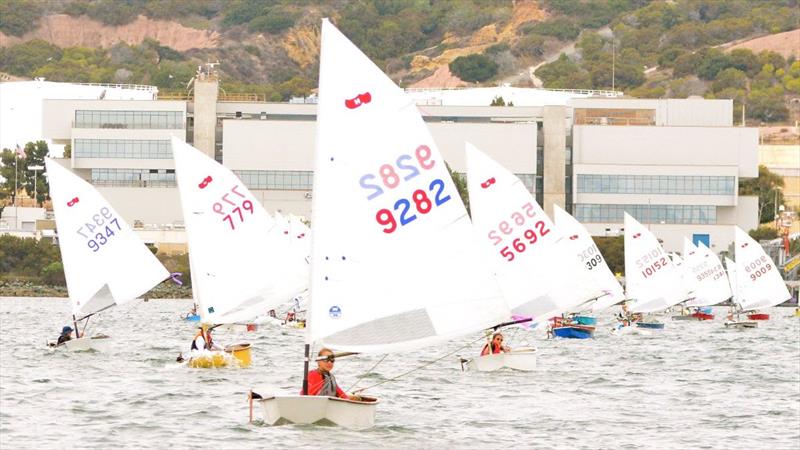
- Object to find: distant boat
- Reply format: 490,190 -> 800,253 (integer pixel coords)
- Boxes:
726,227 -> 791,325
171,138 -> 301,368
45,158 -> 169,351
252,19 -> 515,428
623,214 -> 689,329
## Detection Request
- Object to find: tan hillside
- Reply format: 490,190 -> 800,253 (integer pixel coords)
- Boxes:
410,0 -> 547,87
722,28 -> 800,59
0,14 -> 219,51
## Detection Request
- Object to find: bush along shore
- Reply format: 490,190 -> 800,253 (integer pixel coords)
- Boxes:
0,280 -> 192,299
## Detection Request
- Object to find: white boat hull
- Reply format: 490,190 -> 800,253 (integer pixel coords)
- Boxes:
48,335 -> 111,352
464,347 -> 537,372
258,395 -> 378,429
724,321 -> 758,329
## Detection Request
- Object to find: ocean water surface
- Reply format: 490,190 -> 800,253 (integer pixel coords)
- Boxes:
1,297 -> 798,449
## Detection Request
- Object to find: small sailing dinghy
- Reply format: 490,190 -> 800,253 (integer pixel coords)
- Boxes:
45,158 -> 169,351
622,214 -> 689,330
252,19 -> 513,428
464,143 -> 603,347
673,239 -> 730,321
552,205 -> 626,336
726,227 -> 791,325
722,256 -> 756,329
171,138 -> 298,368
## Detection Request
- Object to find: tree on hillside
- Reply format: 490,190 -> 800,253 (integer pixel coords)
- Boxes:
449,54 -> 498,83
0,0 -> 43,36
739,165 -> 785,224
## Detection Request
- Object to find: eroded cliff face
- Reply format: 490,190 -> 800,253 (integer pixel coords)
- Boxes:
0,14 -> 220,51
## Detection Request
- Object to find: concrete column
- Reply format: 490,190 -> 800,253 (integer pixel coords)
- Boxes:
193,76 -> 218,159
542,105 -> 566,217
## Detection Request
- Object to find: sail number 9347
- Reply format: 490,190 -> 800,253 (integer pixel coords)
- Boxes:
76,206 -> 121,253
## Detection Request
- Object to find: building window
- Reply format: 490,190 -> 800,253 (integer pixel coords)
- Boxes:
234,170 -> 314,190
74,110 -> 184,129
576,174 -> 735,195
574,204 -> 717,224
74,139 -> 172,159
91,169 -> 176,187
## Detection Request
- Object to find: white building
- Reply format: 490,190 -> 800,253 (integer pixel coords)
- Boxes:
33,78 -> 758,254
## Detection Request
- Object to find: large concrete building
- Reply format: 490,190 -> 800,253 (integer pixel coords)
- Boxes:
36,75 -> 759,254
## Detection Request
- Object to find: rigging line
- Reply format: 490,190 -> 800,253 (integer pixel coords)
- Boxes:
344,354 -> 388,393
351,332 -> 492,394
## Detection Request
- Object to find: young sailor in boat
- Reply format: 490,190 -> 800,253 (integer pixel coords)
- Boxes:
191,324 -> 221,351
302,348 -> 360,400
481,332 -> 511,356
53,325 -> 80,346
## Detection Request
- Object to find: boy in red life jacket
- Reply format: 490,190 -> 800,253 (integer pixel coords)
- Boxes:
481,332 -> 511,356
301,347 -> 360,400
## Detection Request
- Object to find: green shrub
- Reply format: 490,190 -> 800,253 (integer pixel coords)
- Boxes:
40,262 -> 66,286
449,54 -> 498,83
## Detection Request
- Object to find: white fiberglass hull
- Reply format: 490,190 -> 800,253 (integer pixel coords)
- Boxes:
258,395 -> 378,429
49,335 -> 111,352
464,347 -> 537,372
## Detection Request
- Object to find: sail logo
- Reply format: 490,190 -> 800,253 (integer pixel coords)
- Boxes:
297,233 -> 305,239
633,232 -> 641,239
569,234 -> 579,240
67,197 -> 79,207
344,92 -> 371,109
329,305 -> 342,318
198,176 -> 213,189
480,177 -> 496,189
741,243 -> 748,248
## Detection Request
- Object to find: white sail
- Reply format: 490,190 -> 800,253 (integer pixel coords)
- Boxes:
734,227 -> 790,310
669,252 -> 694,302
466,144 -> 602,322
45,158 -> 169,318
552,205 -> 625,312
623,213 -> 688,313
724,256 -> 739,307
308,19 -> 510,353
269,211 -> 309,300
171,137 -> 294,324
684,241 -> 731,307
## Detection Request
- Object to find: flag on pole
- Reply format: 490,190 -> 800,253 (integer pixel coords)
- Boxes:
15,143 -> 25,159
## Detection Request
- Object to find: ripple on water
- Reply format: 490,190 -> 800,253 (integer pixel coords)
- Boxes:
1,298 -> 799,449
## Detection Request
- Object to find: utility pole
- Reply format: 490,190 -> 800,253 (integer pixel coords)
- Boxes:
29,165 -> 44,207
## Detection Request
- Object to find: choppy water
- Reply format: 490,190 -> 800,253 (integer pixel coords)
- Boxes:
1,297 -> 798,449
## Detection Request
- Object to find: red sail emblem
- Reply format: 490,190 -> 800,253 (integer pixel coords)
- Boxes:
569,235 -> 579,240
67,197 -> 79,207
297,233 -> 306,239
480,177 -> 496,189
345,92 -> 372,109
741,243 -> 748,248
632,232 -> 641,239
198,176 -> 213,189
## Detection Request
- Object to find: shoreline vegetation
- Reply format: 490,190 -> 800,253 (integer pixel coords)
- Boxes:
0,280 -> 192,298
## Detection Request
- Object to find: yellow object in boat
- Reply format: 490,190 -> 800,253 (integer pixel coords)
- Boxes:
794,308 -> 800,318
187,343 -> 252,369
226,343 -> 252,367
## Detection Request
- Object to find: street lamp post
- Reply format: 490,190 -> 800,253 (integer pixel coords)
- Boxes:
28,165 -> 44,207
